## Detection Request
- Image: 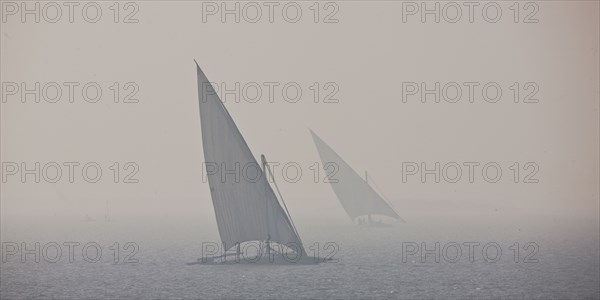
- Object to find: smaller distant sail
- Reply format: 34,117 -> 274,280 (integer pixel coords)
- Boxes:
310,130 -> 402,221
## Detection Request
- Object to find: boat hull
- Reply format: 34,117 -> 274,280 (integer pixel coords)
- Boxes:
187,254 -> 331,265
357,221 -> 392,228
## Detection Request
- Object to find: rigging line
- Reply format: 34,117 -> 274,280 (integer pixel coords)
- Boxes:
263,156 -> 304,246
366,173 -> 406,222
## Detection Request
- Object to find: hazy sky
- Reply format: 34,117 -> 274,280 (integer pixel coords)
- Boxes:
1,1 -> 598,224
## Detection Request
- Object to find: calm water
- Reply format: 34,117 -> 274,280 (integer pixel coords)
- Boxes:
1,215 -> 599,299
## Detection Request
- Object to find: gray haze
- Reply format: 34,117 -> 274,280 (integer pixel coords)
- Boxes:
1,1 -> 599,299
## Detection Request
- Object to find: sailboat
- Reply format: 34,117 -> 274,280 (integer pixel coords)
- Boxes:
310,130 -> 405,227
190,61 -> 326,265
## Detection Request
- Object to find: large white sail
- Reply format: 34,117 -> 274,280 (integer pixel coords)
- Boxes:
310,130 -> 401,221
196,62 -> 304,252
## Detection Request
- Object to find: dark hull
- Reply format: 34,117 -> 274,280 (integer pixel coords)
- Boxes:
357,222 -> 392,228
187,254 -> 331,265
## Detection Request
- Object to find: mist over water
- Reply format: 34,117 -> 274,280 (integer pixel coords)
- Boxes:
2,1 -> 599,299
2,211 -> 598,299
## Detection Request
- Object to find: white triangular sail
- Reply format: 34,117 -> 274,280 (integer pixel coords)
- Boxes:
310,130 -> 401,221
196,63 -> 304,253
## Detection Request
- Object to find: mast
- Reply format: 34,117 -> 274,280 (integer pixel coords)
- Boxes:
261,154 -> 304,255
261,155 -> 271,258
